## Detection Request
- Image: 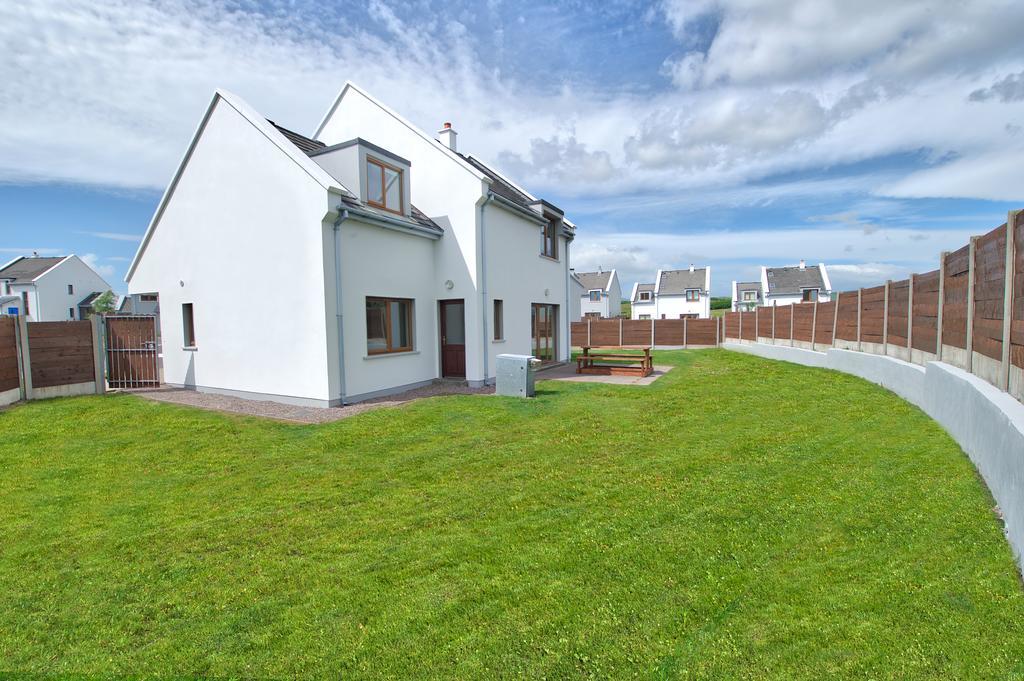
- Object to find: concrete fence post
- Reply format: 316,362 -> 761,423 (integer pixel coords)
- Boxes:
966,236 -> 978,373
587,318 -> 591,347
13,315 -> 26,402
907,274 -> 915,356
811,300 -> 818,351
715,315 -> 720,346
831,294 -> 839,348
618,317 -> 623,347
790,304 -> 795,347
937,251 -> 948,360
1001,211 -> 1018,391
17,316 -> 32,401
772,304 -> 777,344
738,309 -> 743,343
683,317 -> 688,348
651,318 -> 655,349
882,280 -> 891,355
91,315 -> 105,395
755,306 -> 760,342
856,288 -> 863,352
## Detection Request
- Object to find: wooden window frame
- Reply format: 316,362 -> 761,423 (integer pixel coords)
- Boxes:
588,289 -> 602,302
685,289 -> 700,302
743,290 -> 756,301
802,288 -> 819,302
366,296 -> 414,355
542,219 -> 559,259
493,299 -> 504,341
639,291 -> 652,302
366,156 -> 404,215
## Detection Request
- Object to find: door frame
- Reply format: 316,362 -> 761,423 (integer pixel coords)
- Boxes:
438,299 -> 466,378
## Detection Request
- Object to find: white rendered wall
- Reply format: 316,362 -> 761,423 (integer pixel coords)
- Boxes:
33,256 -> 111,321
766,292 -> 832,306
580,293 -> 611,318
484,202 -> 571,375
656,294 -> 710,319
632,299 -> 656,319
8,284 -> 37,321
129,98 -> 335,404
569,279 -> 583,322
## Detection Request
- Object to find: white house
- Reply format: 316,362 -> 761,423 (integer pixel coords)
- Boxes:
630,266 -> 711,319
126,84 -> 576,406
0,255 -> 112,321
575,268 -> 621,318
569,272 -> 584,322
759,261 -> 832,306
730,281 -> 763,311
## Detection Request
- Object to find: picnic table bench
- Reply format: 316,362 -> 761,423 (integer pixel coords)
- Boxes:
576,346 -> 653,377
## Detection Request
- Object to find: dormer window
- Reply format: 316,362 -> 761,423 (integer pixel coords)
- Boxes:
685,289 -> 700,302
639,291 -> 652,302
802,288 -> 819,302
588,290 -> 601,302
542,218 -> 559,259
366,156 -> 403,214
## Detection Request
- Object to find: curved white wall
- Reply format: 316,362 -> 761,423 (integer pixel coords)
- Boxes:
724,341 -> 1024,570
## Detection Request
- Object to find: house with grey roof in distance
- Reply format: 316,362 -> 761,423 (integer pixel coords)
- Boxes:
756,261 -> 832,307
731,281 -> 763,311
0,254 -> 113,321
630,265 -> 712,319
574,268 -> 621,319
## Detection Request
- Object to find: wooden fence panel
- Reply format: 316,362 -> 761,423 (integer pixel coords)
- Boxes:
757,307 -> 772,337
724,312 -> 740,339
775,305 -> 792,341
686,319 -> 718,345
887,279 -> 910,347
655,319 -> 684,345
972,223 -> 1007,361
815,301 -> 836,345
27,321 -> 94,389
589,319 -> 620,346
570,321 -> 587,347
0,317 -> 19,393
835,291 -> 858,341
943,245 -> 970,349
793,303 -> 814,342
740,311 -> 756,341
912,270 -> 940,353
622,320 -> 652,346
1014,216 -> 1024,369
860,285 -> 886,344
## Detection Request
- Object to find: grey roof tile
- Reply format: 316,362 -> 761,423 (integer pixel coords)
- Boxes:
575,271 -> 612,291
0,256 -> 64,282
766,266 -> 825,295
658,268 -> 708,295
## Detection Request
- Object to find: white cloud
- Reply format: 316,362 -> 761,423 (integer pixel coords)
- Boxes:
79,231 -> 143,242
879,148 -> 1024,202
80,253 -> 116,279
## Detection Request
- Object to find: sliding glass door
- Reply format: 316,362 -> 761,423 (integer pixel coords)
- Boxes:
531,303 -> 557,363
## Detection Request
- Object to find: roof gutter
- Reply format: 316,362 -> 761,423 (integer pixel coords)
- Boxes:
343,204 -> 442,240
332,207 -> 349,404
488,192 -> 548,226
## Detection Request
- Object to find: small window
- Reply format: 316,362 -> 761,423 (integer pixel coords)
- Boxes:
3,281 -> 9,295
685,289 -> 699,302
639,314 -> 650,320
493,299 -> 504,340
661,314 -> 666,319
67,284 -> 74,295
182,303 -> 196,347
802,288 -> 819,302
743,290 -> 756,301
588,290 -> 601,302
366,157 -> 403,214
22,291 -> 29,315
639,291 -> 652,301
69,307 -> 75,319
141,294 -> 158,302
542,219 -> 559,259
366,297 -> 413,354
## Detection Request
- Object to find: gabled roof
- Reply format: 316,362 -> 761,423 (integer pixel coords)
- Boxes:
736,281 -> 762,293
765,266 -> 825,295
632,283 -> 655,302
0,256 -> 66,282
77,291 -> 103,307
658,268 -> 708,295
575,270 -> 613,291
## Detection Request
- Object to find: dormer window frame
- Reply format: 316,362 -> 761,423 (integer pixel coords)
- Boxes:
639,291 -> 652,302
366,155 -> 405,216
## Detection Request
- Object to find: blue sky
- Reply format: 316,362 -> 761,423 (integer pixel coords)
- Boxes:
2,0 -> 1023,295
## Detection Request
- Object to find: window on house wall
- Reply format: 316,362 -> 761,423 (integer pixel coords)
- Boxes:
802,288 -> 819,302
685,289 -> 699,301
67,284 -> 74,295
21,291 -> 29,316
639,314 -> 651,320
743,290 -> 756,301
141,294 -> 158,302
661,314 -> 666,319
182,303 -> 196,347
542,219 -> 559,259
366,157 -> 403,214
493,299 -> 504,340
588,290 -> 601,302
3,281 -> 9,295
639,291 -> 652,301
366,297 -> 413,354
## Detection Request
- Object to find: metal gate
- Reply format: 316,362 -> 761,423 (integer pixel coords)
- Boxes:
105,315 -> 160,388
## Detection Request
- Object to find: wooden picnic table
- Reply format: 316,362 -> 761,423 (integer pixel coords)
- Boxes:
576,346 -> 653,377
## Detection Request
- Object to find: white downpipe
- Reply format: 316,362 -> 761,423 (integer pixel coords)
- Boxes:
479,195 -> 495,382
333,208 -> 349,403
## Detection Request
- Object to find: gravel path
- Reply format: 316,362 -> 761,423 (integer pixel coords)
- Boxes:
129,382 -> 495,424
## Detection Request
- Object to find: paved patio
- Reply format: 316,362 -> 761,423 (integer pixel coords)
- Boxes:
537,363 -> 673,385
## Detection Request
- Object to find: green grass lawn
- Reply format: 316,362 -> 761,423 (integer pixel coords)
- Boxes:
1,350 -> 1022,678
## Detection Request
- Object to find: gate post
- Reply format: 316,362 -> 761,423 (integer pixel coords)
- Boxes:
91,315 -> 105,394
1001,211 -> 1018,390
17,316 -> 32,401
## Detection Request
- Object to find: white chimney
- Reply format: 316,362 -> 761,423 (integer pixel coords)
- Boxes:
799,259 -> 806,270
689,263 -> 694,272
438,122 -> 457,152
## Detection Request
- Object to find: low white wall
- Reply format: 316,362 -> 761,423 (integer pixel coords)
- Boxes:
32,381 -> 96,400
0,386 -> 20,407
723,341 -> 1024,569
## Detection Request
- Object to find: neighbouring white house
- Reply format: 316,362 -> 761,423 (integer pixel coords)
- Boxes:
126,84 -> 577,406
569,271 -> 584,322
731,281 -> 763,311
759,261 -> 832,306
630,265 -> 711,319
575,268 -> 621,318
0,255 -> 113,321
